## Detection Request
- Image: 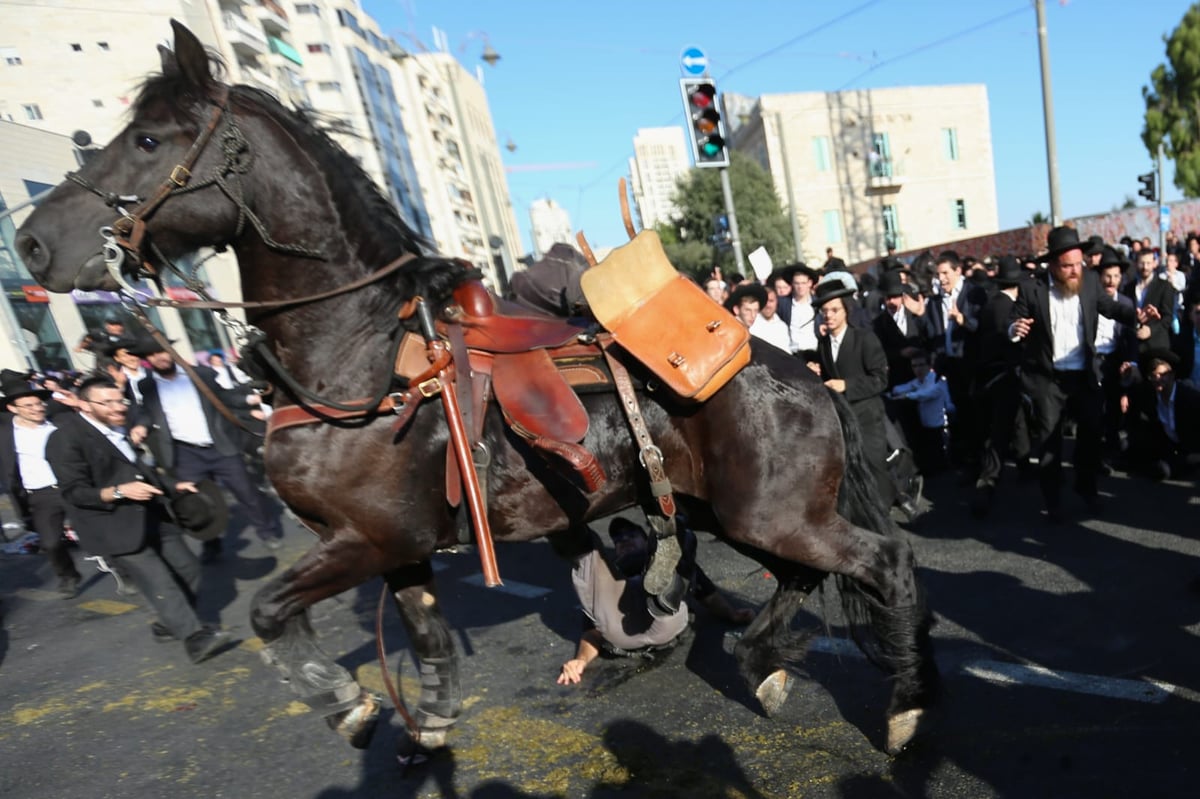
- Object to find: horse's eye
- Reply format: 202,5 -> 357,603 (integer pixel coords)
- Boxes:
135,135 -> 160,153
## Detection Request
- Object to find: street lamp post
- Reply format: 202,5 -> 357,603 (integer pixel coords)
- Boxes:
1035,0 -> 1063,227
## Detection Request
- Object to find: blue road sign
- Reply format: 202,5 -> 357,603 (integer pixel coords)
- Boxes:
681,46 -> 708,76
1160,204 -> 1171,233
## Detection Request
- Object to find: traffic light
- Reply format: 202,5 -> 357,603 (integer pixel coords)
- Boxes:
680,78 -> 729,169
1137,171 -> 1157,202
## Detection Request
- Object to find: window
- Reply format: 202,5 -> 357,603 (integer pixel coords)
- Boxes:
1,47 -> 21,65
97,41 -> 110,51
813,136 -> 831,172
317,81 -> 341,92
952,199 -> 968,230
70,43 -> 82,52
882,204 -> 900,245
306,43 -> 331,54
22,103 -> 42,120
942,127 -> 959,161
294,3 -> 320,14
870,132 -> 893,177
823,210 -> 843,244
92,99 -> 104,108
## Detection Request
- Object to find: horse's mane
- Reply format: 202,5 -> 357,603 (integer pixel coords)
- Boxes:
133,71 -> 476,311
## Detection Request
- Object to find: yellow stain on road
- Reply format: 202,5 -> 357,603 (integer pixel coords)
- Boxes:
240,637 -> 265,653
12,588 -> 61,601
78,598 -> 138,615
353,662 -> 420,700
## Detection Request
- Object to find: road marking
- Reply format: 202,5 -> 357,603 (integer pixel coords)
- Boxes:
962,661 -> 1176,704
78,599 -> 137,615
460,574 -> 551,599
808,635 -> 1185,705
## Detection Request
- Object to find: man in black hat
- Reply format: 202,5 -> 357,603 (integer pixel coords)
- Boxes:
45,376 -> 233,662
971,256 -> 1028,516
1093,247 -> 1140,460
131,339 -> 284,561
0,369 -> 83,597
1125,349 -> 1200,479
872,269 -> 935,391
1009,227 -> 1158,521
811,280 -> 895,506
776,263 -> 820,356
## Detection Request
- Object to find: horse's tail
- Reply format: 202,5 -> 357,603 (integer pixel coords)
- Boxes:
827,389 -> 932,683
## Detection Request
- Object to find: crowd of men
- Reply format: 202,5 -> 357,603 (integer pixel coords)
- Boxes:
2,318 -> 280,664
714,228 -> 1200,523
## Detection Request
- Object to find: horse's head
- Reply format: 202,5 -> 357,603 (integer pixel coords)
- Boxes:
16,21 -> 250,292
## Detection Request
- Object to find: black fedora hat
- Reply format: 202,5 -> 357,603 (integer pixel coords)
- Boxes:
993,255 -> 1023,287
127,334 -> 177,358
878,269 -> 909,297
811,279 -> 856,309
1,369 -> 52,407
1085,235 -> 1105,256
724,282 -> 769,313
1095,245 -> 1128,270
170,480 -> 229,541
775,262 -> 819,284
1040,226 -> 1090,263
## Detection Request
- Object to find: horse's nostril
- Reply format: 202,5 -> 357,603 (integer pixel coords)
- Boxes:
14,232 -> 47,270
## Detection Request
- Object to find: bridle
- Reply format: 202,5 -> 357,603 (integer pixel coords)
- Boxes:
65,81 -> 424,420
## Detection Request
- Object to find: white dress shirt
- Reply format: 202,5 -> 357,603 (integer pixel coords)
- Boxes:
829,326 -> 848,363
789,297 -> 818,353
82,413 -> 136,462
1048,277 -> 1086,371
892,307 -> 908,336
749,314 -> 791,352
12,419 -> 58,489
152,372 -> 214,446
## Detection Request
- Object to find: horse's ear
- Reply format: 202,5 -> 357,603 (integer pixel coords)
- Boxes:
158,44 -> 179,77
169,19 -> 213,91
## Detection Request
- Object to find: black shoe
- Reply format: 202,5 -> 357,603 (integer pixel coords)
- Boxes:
151,622 -> 175,643
57,575 -> 80,599
970,486 -> 994,519
1046,506 -> 1065,525
185,627 -> 233,664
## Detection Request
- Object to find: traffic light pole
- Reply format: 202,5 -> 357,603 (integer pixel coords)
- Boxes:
1158,141 -> 1166,257
718,167 -> 745,273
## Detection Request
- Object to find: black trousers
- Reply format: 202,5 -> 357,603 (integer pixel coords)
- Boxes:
173,442 -> 282,543
111,521 -> 203,640
1099,351 -> 1127,454
976,371 -> 1021,488
27,486 -> 79,581
1023,369 -> 1104,508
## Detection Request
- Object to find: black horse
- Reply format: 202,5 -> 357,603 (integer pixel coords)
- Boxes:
15,22 -> 936,756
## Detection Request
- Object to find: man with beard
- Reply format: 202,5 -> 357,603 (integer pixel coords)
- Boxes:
1122,249 -> 1177,354
1009,227 -> 1158,522
131,339 -> 283,561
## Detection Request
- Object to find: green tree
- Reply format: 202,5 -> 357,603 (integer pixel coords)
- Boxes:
1026,210 -> 1049,226
1143,3 -> 1200,195
656,151 -> 795,280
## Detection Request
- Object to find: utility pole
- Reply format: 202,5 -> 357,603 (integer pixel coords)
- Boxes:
1157,141 -> 1166,257
1035,0 -> 1063,227
718,168 -> 745,273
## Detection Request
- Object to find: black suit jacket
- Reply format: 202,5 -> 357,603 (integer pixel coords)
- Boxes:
1010,269 -> 1137,386
1121,275 -> 1176,352
872,308 -> 935,388
0,404 -> 73,516
135,368 -> 254,469
817,326 -> 889,455
45,413 -> 164,556
926,281 -> 986,357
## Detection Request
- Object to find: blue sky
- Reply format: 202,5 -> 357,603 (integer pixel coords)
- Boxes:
363,0 -> 1195,255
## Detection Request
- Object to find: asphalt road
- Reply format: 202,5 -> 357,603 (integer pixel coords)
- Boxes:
1,461 -> 1198,798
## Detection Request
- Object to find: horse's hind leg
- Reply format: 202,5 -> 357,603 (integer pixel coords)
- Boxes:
250,535 -> 388,748
384,560 -> 460,753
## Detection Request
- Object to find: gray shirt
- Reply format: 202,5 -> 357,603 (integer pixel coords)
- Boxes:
571,540 -> 687,651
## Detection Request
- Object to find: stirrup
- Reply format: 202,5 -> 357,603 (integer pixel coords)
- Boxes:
647,571 -> 686,618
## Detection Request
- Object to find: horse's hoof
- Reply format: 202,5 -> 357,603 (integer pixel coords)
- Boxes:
328,691 -> 382,749
755,669 -> 794,717
885,707 -> 923,755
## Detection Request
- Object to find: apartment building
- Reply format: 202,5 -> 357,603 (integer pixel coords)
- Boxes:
528,198 -> 573,260
628,127 -> 690,231
733,84 -> 999,266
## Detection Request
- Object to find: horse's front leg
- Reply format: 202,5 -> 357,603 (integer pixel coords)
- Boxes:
250,533 -> 386,748
386,559 -> 460,757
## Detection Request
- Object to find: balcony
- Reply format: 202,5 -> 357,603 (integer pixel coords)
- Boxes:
238,63 -> 276,95
257,0 -> 289,34
866,157 -> 905,192
223,12 -> 268,57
